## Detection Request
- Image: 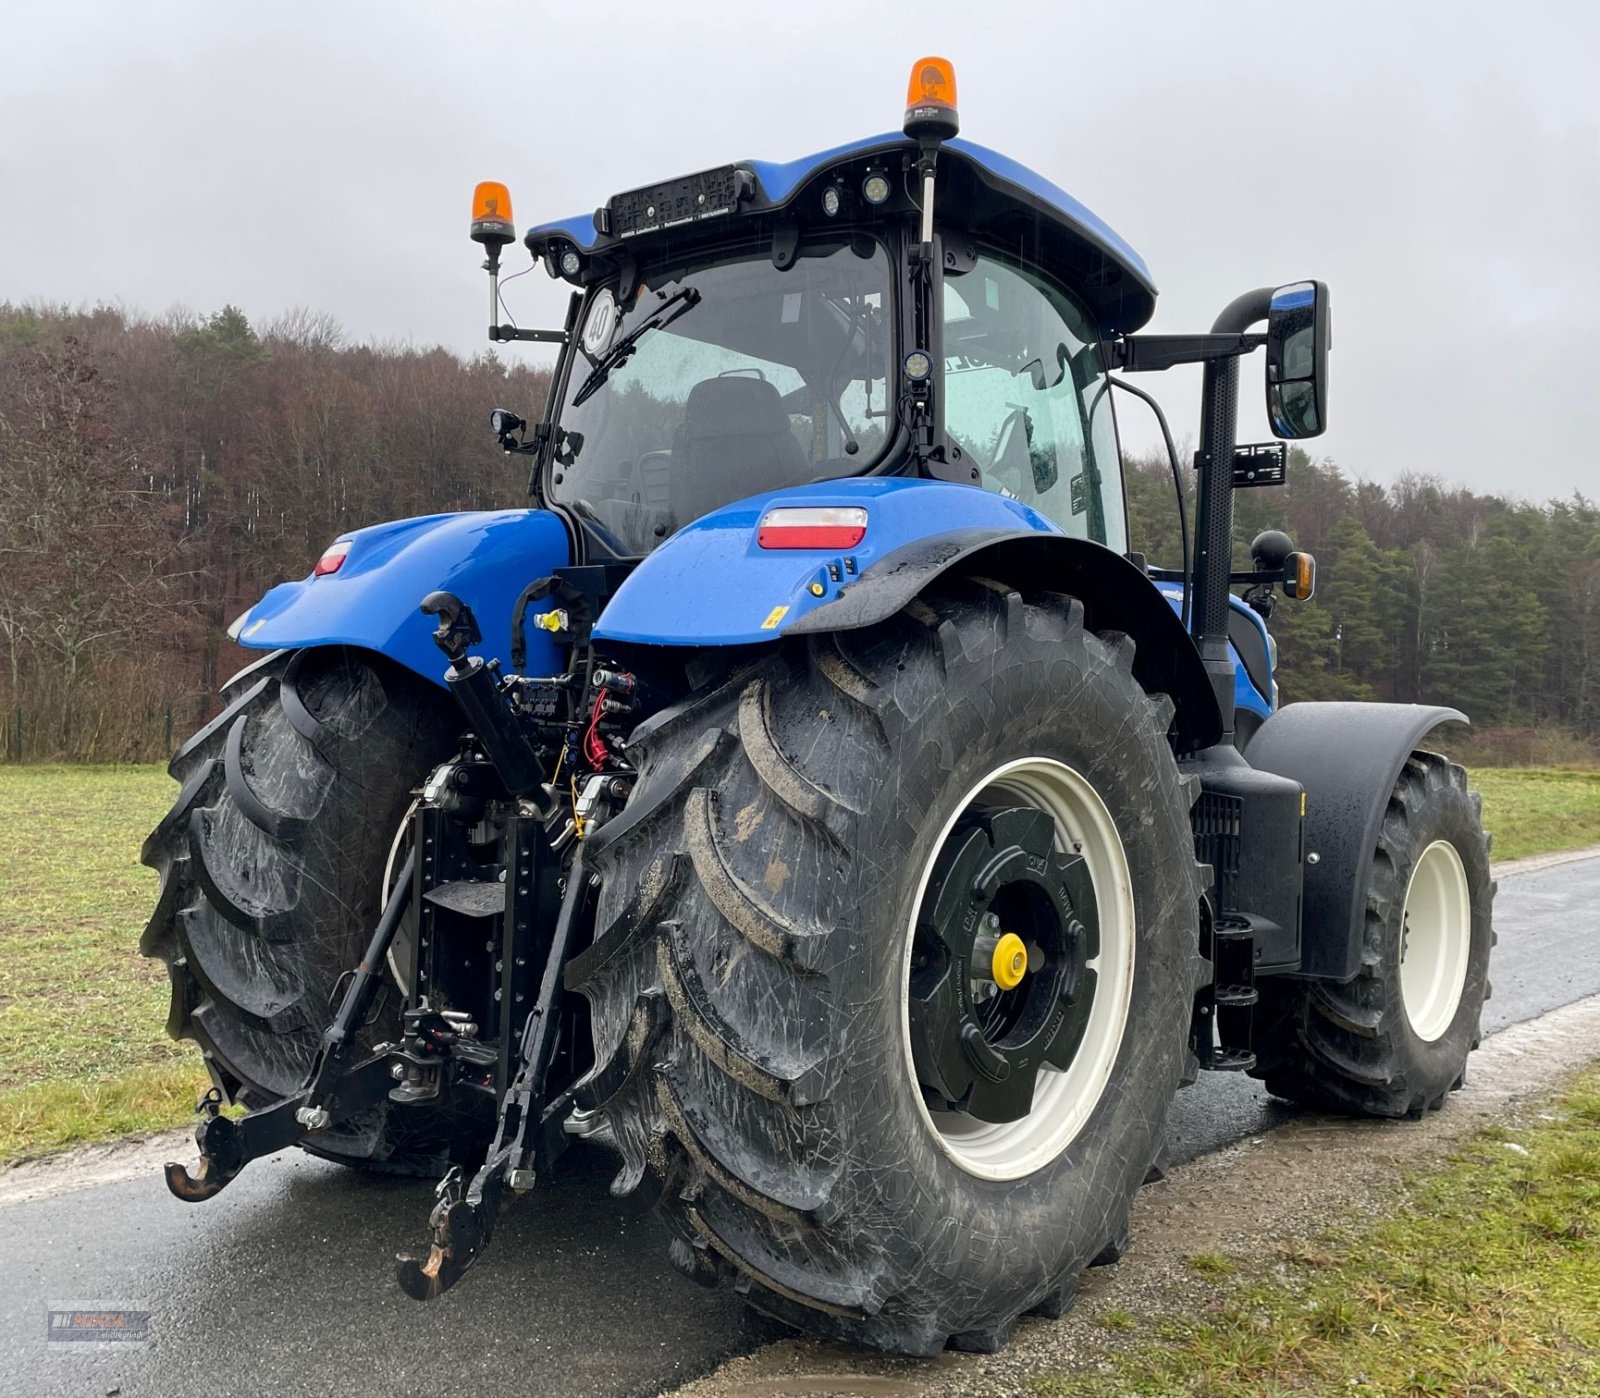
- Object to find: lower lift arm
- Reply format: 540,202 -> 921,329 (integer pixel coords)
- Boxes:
164,853 -> 418,1201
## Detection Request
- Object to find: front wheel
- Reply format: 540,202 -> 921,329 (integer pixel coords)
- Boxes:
1253,751 -> 1494,1116
569,581 -> 1205,1353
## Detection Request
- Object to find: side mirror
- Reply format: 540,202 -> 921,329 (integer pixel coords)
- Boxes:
1265,280 -> 1330,439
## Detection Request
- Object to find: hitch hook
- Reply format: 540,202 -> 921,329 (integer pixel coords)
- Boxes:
164,1089 -> 244,1202
394,849 -> 596,1300
395,1167 -> 493,1301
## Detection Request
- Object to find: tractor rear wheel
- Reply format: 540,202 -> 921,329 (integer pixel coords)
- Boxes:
569,581 -> 1205,1354
140,646 -> 474,1172
1252,751 -> 1494,1116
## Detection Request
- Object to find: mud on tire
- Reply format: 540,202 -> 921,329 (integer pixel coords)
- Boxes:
1253,751 -> 1495,1117
567,581 -> 1206,1354
140,646 -> 472,1172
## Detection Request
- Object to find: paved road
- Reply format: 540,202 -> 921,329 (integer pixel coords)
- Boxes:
4,855 -> 1597,1398
1162,851 -> 1600,1165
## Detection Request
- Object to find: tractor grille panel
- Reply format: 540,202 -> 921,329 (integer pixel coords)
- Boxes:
1192,790 -> 1243,911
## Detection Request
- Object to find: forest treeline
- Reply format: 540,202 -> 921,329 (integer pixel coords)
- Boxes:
0,301 -> 1595,761
1124,443 -> 1599,747
0,303 -> 549,760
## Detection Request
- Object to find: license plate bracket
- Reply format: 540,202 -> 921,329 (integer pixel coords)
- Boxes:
608,164 -> 746,239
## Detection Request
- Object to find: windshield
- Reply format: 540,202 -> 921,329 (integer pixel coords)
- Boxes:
549,236 -> 894,554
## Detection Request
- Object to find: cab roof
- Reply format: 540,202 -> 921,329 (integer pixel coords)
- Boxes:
525,133 -> 1158,334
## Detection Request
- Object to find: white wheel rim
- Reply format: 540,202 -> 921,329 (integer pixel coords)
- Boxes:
1398,839 -> 1471,1042
901,756 -> 1136,1181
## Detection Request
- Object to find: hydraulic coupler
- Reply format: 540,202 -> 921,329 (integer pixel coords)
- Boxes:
420,590 -> 551,803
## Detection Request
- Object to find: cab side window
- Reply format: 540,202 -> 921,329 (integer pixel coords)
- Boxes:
942,256 -> 1125,550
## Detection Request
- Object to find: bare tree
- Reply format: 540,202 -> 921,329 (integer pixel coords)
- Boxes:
0,336 -> 192,754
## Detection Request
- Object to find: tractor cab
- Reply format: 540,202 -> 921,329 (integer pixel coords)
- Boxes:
483,61 -> 1155,562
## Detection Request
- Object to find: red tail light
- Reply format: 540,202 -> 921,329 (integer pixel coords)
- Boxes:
313,540 -> 352,576
757,507 -> 867,550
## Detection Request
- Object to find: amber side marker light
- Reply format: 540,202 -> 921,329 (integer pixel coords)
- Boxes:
1285,551 -> 1316,601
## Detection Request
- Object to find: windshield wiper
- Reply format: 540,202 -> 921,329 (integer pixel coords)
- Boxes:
571,286 -> 701,408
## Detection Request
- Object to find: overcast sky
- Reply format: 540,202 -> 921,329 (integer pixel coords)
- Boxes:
3,1 -> 1596,498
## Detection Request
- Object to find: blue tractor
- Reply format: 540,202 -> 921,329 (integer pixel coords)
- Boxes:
144,60 -> 1493,1353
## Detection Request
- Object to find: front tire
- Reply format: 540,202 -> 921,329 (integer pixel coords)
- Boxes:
1253,751 -> 1494,1116
569,582 -> 1204,1353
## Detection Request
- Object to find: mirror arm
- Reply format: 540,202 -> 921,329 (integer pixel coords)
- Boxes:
1212,287 -> 1277,337
491,326 -> 569,344
1104,332 -> 1265,373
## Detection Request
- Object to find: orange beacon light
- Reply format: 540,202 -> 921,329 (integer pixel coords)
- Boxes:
471,181 -> 516,248
903,57 -> 959,141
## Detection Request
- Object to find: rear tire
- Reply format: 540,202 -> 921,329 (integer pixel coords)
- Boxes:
141,646 -> 474,1172
1253,751 -> 1494,1116
568,581 -> 1205,1353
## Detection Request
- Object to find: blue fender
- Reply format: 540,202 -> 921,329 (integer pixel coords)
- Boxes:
234,510 -> 572,686
593,477 -> 1063,645
594,476 -> 1228,750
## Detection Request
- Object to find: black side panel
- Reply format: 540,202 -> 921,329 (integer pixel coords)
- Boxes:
787,530 -> 1223,752
1248,702 -> 1468,980
1186,748 -> 1304,972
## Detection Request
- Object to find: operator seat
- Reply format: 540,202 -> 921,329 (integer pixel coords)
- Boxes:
670,376 -> 809,525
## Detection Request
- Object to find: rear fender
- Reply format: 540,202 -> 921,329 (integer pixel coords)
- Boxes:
593,477 -> 1062,646
1248,702 -> 1469,980
233,510 -> 572,688
791,531 -> 1224,752
594,476 -> 1221,751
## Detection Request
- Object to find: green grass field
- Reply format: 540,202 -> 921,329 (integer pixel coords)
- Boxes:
1039,1066 -> 1600,1396
0,766 -> 204,1162
1470,767 -> 1600,862
1,763 -> 1598,1164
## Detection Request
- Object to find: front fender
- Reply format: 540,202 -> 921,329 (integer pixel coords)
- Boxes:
592,478 -> 1062,646
235,510 -> 572,687
1248,701 -> 1469,980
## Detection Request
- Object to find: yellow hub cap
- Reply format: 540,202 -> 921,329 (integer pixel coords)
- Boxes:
991,932 -> 1028,990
